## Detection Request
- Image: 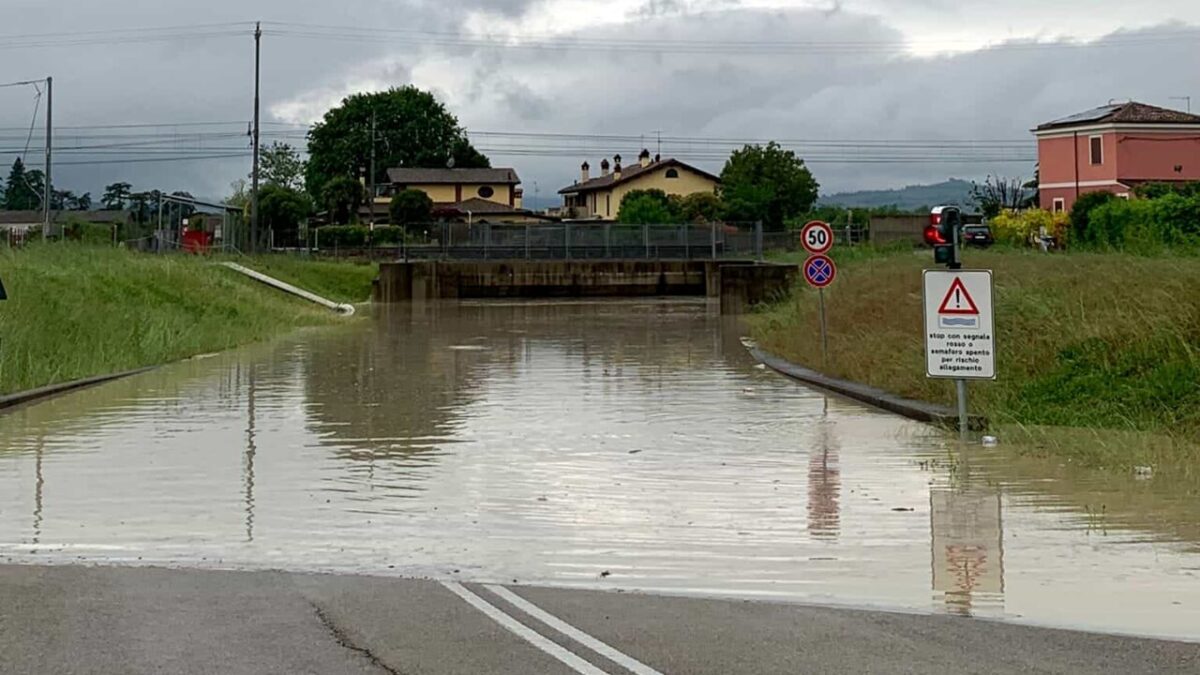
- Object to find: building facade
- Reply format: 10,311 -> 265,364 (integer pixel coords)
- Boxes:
1034,102 -> 1200,212
558,150 -> 720,220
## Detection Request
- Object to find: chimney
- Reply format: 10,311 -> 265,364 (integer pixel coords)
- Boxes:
581,161 -> 590,182
601,158 -> 610,176
613,154 -> 622,180
639,148 -> 651,168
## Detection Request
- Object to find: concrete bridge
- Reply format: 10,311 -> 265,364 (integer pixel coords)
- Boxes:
372,259 -> 799,313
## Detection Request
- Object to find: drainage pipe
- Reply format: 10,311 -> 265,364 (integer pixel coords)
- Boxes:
220,262 -> 356,315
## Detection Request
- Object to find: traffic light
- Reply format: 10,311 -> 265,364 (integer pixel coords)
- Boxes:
925,206 -> 963,269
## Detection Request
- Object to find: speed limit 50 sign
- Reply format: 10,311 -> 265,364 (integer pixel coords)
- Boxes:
800,220 -> 834,255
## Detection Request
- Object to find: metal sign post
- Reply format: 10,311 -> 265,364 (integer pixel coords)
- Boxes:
802,221 -> 836,366
923,270 -> 996,437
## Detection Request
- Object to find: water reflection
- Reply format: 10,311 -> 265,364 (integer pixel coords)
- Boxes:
930,486 -> 1004,615
807,417 -> 840,541
0,299 -> 1198,640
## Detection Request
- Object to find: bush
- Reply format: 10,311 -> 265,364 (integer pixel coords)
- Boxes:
678,192 -> 726,223
316,225 -> 369,248
63,218 -> 114,244
989,209 -> 1069,247
1132,181 -> 1200,200
617,189 -> 680,224
370,225 -> 405,245
1085,194 -> 1200,252
1069,191 -> 1117,246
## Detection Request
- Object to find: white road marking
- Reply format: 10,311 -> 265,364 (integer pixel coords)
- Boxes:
486,584 -> 665,675
441,582 -> 610,675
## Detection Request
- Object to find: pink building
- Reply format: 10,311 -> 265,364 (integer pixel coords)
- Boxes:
1034,102 -> 1200,213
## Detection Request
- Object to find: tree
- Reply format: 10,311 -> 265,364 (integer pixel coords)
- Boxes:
322,176 -> 364,224
679,192 -> 725,223
617,189 -> 679,224
305,86 -> 489,201
3,159 -> 42,210
101,182 -> 133,210
258,142 -> 306,191
258,185 -> 312,245
719,142 -> 819,230
971,175 -> 1027,218
1069,191 -> 1118,245
75,192 -> 92,210
389,189 -> 433,228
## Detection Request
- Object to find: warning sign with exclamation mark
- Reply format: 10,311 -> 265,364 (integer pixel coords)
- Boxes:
923,270 -> 995,380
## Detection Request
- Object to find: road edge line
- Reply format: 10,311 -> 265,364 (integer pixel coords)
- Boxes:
485,585 -> 664,675
440,581 -> 609,675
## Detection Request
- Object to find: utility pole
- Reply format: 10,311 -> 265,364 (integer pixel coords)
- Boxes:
250,22 -> 261,253
42,76 -> 52,239
369,110 -> 377,227
1170,96 -> 1192,113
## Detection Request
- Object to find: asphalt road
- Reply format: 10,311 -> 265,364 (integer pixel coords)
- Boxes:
2,564 -> 1198,674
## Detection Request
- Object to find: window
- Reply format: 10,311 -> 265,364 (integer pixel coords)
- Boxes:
478,186 -> 495,199
665,168 -> 679,179
1052,198 -> 1066,213
606,194 -> 611,216
1089,136 -> 1103,165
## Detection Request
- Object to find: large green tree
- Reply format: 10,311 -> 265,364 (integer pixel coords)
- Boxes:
3,159 -> 43,210
720,142 -> 819,230
101,182 -> 133,210
258,142 -> 306,191
389,189 -> 433,229
305,87 -> 489,201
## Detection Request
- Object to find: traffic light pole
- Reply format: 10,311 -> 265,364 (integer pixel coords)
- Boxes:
949,213 -> 967,437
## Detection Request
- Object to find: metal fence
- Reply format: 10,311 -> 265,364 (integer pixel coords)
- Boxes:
318,222 -> 771,261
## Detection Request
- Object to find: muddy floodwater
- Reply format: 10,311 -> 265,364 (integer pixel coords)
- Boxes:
1,300 -> 1198,640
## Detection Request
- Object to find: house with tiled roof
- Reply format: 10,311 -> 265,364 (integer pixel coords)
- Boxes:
1034,101 -> 1200,212
373,166 -> 554,223
558,150 -> 720,220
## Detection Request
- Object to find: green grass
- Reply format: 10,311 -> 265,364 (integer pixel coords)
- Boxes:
751,247 -> 1200,469
0,245 -> 352,395
230,255 -> 379,304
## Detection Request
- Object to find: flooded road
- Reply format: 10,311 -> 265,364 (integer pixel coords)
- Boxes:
1,300 -> 1198,641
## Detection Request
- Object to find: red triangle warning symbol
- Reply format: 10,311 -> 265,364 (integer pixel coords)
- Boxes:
938,278 -> 980,315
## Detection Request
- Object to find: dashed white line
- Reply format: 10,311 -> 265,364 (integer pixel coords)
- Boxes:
485,584 -> 665,675
441,581 -> 609,675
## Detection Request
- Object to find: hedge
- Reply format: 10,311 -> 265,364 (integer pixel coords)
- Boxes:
1086,193 -> 1200,252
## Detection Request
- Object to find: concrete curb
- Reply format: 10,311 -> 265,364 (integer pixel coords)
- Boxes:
748,346 -> 988,430
0,366 -> 158,413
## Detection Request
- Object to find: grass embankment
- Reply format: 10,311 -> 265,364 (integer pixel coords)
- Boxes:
754,248 -> 1200,470
233,255 -> 378,304
0,246 -> 370,395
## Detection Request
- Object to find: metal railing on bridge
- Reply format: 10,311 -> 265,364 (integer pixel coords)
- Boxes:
355,222 -> 770,261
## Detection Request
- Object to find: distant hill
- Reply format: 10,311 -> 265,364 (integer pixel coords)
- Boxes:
820,179 -> 975,210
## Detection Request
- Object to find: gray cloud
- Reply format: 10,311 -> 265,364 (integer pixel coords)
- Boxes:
2,1 -> 1199,202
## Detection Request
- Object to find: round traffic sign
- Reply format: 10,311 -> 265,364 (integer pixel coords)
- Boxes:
800,220 -> 834,255
804,254 -> 837,289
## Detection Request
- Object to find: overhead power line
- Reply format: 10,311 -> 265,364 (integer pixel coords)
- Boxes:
260,22 -> 1200,55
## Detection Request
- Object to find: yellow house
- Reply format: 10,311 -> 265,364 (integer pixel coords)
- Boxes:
558,150 -> 720,220
383,167 -> 524,209
371,166 -> 559,223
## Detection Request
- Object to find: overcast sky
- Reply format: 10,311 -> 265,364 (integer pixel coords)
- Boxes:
2,0 -> 1199,204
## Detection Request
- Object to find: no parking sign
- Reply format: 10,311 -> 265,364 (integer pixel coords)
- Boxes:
803,254 -> 836,289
